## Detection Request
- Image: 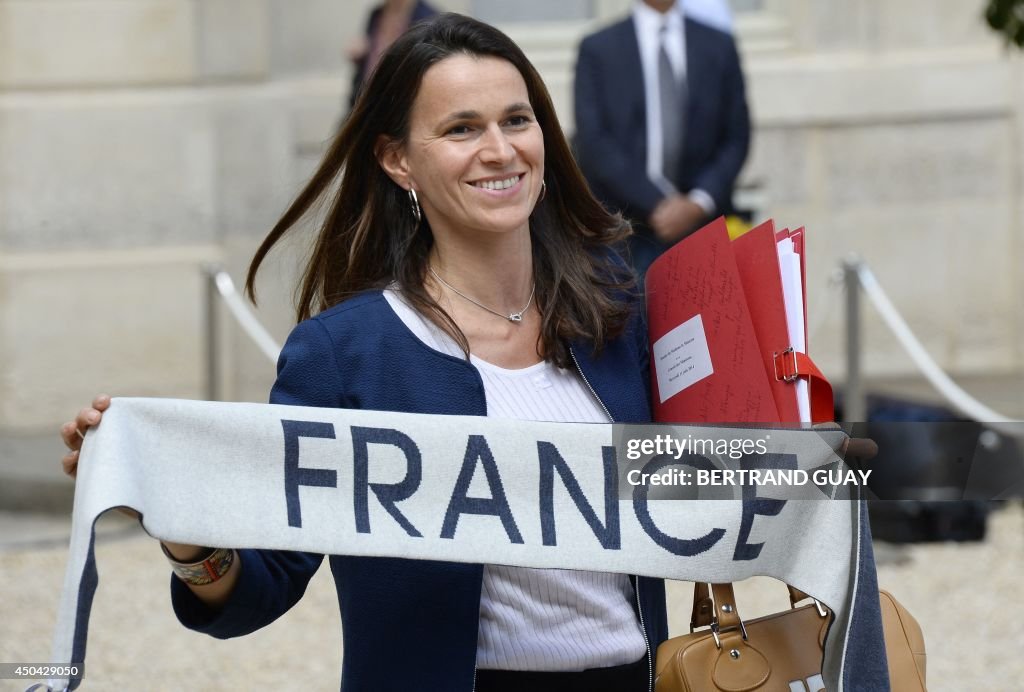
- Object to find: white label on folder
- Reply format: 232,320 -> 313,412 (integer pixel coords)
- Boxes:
652,314 -> 714,403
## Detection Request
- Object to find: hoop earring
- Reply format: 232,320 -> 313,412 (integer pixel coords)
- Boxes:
408,188 -> 422,225
539,180 -> 547,202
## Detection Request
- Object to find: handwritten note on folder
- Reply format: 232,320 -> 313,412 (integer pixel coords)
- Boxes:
645,218 -> 818,425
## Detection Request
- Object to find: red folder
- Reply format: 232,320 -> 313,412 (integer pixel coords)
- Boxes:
646,218 -> 834,424
732,220 -> 801,422
645,218 -> 779,424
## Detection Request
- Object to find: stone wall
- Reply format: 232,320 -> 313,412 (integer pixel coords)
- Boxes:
1,0 -> 1020,433
740,0 -> 1023,379
0,0 -> 370,431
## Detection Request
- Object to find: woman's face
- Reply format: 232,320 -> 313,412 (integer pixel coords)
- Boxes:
386,54 -> 545,243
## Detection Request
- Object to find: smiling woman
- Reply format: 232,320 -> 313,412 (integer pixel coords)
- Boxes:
61,12 -> 661,692
56,11 -> 897,692
380,55 -> 545,239
236,14 -> 658,690
240,13 -> 664,690
375,54 -> 548,366
244,13 -> 636,372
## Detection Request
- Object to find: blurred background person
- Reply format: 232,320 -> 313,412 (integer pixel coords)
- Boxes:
574,0 -> 750,282
347,0 -> 439,110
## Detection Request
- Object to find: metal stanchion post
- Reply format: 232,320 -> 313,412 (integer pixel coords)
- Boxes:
204,265 -> 221,402
843,256 -> 866,422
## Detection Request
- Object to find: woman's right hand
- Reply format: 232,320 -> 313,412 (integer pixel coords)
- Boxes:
60,394 -> 111,478
58,394 -> 238,601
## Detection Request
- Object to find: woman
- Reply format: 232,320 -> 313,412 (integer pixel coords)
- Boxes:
63,14 -> 663,692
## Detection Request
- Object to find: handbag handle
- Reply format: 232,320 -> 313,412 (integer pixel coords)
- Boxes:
689,583 -> 747,647
690,583 -> 827,632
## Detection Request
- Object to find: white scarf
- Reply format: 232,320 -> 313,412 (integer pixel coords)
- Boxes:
45,398 -> 865,691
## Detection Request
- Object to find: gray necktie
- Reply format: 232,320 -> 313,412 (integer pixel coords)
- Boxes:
658,23 -> 686,185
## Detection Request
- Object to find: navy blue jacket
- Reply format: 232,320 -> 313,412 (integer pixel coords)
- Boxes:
172,290 -> 668,692
574,16 -> 750,223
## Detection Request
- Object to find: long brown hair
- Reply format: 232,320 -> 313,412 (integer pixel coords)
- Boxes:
246,13 -> 635,368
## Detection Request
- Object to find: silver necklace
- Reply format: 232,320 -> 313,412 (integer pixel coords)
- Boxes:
429,268 -> 535,323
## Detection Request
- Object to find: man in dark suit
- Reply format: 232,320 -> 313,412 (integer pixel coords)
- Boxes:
574,0 -> 750,281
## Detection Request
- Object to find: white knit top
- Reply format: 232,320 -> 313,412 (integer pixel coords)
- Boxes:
383,290 -> 647,671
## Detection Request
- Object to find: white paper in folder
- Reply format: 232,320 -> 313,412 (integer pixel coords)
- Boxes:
777,236 -> 810,421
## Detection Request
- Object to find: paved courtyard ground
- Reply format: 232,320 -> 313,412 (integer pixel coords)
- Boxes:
1,503 -> 1020,691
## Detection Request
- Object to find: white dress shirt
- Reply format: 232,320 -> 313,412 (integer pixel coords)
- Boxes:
383,289 -> 647,672
632,0 -> 716,215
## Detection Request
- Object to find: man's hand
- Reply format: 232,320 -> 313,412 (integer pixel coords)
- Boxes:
843,435 -> 879,462
649,195 -> 707,244
814,422 -> 879,461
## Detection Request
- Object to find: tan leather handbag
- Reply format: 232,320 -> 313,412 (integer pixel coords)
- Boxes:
654,583 -> 926,692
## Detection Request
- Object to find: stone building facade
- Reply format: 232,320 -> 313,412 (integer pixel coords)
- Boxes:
1,0 -> 1021,433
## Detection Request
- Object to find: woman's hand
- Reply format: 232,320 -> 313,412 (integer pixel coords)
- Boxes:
58,395 -> 238,601
59,394 -> 111,478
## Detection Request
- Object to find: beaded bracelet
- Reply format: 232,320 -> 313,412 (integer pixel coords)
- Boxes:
161,544 -> 236,586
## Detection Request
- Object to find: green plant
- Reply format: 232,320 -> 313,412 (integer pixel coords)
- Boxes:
986,0 -> 1024,47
